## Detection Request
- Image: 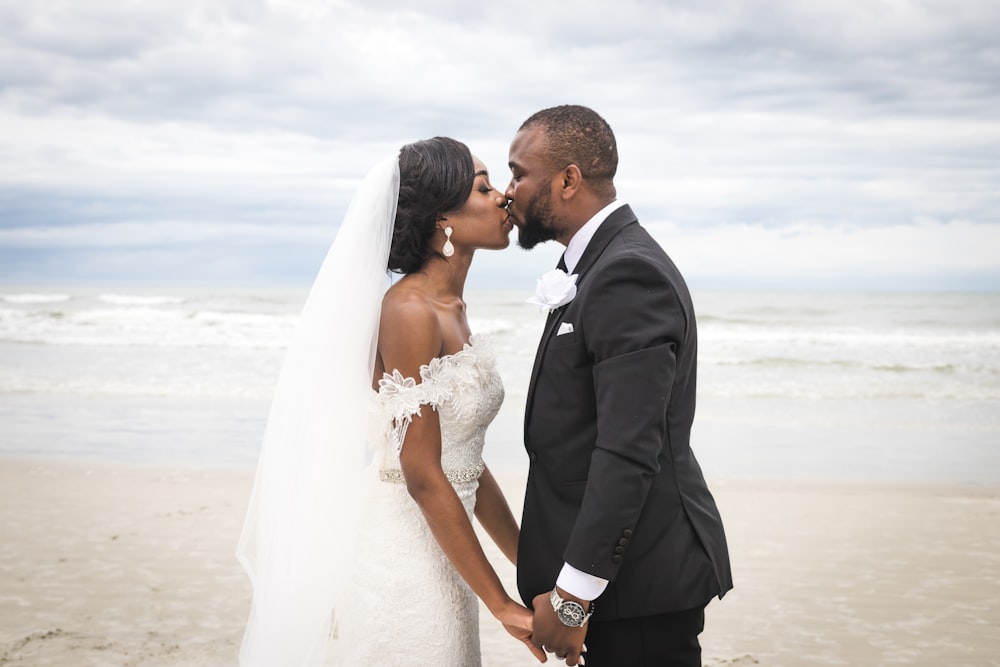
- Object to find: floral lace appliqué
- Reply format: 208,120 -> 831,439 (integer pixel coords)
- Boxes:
375,336 -> 494,451
377,368 -> 446,451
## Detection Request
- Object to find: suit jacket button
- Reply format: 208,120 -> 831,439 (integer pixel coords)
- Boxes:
623,529 -> 633,538
612,555 -> 623,564
614,546 -> 625,554
618,537 -> 629,546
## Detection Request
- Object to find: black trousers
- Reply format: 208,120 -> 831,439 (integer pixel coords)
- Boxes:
583,606 -> 706,667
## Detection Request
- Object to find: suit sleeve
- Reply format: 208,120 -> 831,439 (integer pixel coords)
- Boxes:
562,252 -> 687,581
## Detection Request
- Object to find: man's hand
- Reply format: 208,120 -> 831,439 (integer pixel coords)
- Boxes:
531,589 -> 589,666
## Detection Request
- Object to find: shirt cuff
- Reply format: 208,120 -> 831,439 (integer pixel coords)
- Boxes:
556,562 -> 609,601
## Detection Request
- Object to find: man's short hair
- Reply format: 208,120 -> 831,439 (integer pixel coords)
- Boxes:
520,105 -> 618,184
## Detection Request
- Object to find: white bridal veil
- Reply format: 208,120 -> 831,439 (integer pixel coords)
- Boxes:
236,155 -> 400,666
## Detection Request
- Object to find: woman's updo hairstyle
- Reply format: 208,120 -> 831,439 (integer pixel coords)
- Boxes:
388,137 -> 475,274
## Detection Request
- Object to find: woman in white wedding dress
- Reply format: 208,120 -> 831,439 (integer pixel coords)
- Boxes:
237,138 -> 544,666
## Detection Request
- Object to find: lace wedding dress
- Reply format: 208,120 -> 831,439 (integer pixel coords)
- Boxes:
331,335 -> 504,666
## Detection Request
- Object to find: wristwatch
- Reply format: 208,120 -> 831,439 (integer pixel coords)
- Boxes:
549,588 -> 594,627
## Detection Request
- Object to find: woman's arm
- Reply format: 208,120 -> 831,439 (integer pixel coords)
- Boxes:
399,416 -> 543,662
474,465 -> 520,566
379,297 -> 544,662
398,407 -> 511,613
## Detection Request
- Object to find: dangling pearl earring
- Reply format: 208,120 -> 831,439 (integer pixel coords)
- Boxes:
442,226 -> 455,257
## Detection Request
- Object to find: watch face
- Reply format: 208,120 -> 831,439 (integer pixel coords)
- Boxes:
557,601 -> 586,627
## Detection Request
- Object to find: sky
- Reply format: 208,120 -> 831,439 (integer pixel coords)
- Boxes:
1,0 -> 998,292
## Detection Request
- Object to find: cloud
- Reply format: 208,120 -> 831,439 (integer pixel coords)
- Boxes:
0,220 -> 328,247
649,218 -> 1000,291
0,0 -> 997,289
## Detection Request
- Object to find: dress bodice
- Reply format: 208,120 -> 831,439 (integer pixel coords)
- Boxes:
369,334 -> 504,483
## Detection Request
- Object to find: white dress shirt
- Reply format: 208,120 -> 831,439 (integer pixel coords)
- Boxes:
554,199 -> 627,601
562,200 -> 627,273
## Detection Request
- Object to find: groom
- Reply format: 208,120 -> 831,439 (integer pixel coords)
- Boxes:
506,105 -> 733,667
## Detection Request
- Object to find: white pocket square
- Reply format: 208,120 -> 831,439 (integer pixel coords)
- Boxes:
556,322 -> 574,336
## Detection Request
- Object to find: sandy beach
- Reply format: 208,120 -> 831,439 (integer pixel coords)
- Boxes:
1,459 -> 998,667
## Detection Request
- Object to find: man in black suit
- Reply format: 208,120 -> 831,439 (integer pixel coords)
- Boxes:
505,105 -> 733,667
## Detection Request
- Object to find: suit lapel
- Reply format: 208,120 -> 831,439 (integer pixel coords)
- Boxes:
525,305 -> 567,428
523,205 -> 639,436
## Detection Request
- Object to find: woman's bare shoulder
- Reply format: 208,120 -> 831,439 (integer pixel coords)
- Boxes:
379,281 -> 443,370
381,281 -> 437,328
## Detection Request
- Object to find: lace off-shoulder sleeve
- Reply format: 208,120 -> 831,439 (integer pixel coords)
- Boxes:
376,368 -> 450,451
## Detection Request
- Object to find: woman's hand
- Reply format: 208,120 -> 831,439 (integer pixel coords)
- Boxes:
495,599 -> 548,663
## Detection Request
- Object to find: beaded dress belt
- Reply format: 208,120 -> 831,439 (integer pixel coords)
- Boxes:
379,460 -> 485,484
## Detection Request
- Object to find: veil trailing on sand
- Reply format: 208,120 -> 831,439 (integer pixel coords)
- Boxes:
236,155 -> 400,666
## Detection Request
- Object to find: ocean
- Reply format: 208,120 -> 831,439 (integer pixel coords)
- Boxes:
1,287 -> 998,484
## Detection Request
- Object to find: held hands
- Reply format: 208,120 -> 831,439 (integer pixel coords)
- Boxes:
531,590 -> 589,666
495,599 -> 548,663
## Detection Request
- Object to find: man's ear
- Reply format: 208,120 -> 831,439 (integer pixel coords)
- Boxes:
559,164 -> 583,200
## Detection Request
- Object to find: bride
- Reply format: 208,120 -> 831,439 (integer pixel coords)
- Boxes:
236,137 -> 544,665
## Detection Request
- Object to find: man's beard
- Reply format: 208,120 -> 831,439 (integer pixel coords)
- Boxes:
515,188 -> 558,250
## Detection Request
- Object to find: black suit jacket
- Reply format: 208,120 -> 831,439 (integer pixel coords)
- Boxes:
518,205 -> 733,620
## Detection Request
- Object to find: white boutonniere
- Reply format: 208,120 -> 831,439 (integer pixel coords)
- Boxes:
527,269 -> 578,313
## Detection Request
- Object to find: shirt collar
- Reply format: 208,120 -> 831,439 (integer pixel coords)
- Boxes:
563,200 -> 627,274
